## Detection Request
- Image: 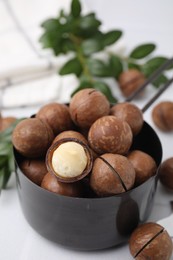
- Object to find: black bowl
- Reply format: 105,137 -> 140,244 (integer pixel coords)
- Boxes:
14,121 -> 162,250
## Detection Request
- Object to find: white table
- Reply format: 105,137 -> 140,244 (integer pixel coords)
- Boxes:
0,1 -> 173,259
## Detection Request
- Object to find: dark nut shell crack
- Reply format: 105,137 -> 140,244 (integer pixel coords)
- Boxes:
129,222 -> 173,260
90,153 -> 135,196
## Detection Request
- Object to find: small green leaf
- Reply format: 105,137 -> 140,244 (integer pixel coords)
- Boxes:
87,58 -> 112,77
41,19 -> 59,31
128,62 -> 141,71
142,57 -> 168,77
103,30 -> 122,47
152,74 -> 168,88
79,13 -> 101,31
71,0 -> 81,18
81,39 -> 103,56
59,57 -> 82,76
130,43 -> 156,59
93,81 -> 117,103
109,55 -> 123,79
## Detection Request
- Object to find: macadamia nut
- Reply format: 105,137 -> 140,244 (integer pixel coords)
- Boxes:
88,115 -> 133,155
110,102 -> 143,135
152,101 -> 173,132
69,88 -> 110,128
52,142 -> 87,178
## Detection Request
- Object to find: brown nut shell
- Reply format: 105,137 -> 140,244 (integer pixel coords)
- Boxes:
152,101 -> 173,131
127,150 -> 157,186
19,158 -> 47,185
110,102 -> 143,135
158,157 -> 173,190
69,88 -> 110,129
129,222 -> 173,260
90,153 -> 135,196
118,69 -> 146,98
52,130 -> 88,145
41,172 -> 82,197
12,118 -> 54,158
46,138 -> 93,183
88,115 -> 133,155
36,102 -> 73,135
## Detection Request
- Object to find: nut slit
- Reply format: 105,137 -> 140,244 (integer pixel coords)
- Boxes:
88,90 -> 96,95
133,227 -> 164,258
99,156 -> 128,192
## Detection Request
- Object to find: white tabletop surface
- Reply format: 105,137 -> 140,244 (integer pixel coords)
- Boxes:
0,1 -> 173,259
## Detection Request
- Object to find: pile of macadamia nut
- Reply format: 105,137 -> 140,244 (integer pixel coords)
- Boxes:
12,88 -> 159,198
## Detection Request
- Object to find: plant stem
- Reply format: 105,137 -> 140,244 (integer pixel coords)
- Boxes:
69,33 -> 94,83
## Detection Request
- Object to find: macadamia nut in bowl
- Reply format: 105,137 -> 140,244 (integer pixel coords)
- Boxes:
14,119 -> 162,250
46,138 -> 93,183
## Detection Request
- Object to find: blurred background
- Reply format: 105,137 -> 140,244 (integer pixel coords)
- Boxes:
0,0 -> 173,117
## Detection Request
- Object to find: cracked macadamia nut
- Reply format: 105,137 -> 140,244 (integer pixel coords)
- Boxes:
19,158 -> 47,185
129,222 -> 173,260
158,157 -> 173,190
110,102 -> 143,135
41,172 -> 82,197
12,118 -> 54,158
88,115 -> 133,155
127,150 -> 157,186
152,101 -> 173,132
90,153 -> 135,196
69,88 -> 110,129
46,138 -> 93,182
118,69 -> 146,98
36,102 -> 73,135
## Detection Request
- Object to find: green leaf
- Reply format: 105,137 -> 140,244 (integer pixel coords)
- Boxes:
109,55 -> 123,79
59,57 -> 82,76
81,39 -> 103,56
79,13 -> 101,31
71,0 -> 81,18
0,156 -> 8,168
93,81 -> 117,103
152,74 -> 168,88
41,19 -> 59,31
87,58 -> 112,77
0,165 -> 12,190
71,82 -> 94,97
130,43 -> 156,59
128,62 -> 141,71
103,30 -> 122,47
142,57 -> 168,77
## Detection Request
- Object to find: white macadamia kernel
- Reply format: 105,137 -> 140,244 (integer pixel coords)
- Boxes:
52,142 -> 87,178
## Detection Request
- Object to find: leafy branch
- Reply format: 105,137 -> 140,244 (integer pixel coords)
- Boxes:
39,0 -> 172,101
